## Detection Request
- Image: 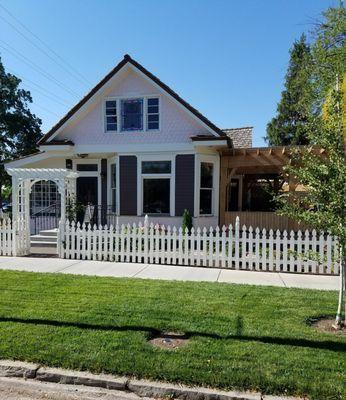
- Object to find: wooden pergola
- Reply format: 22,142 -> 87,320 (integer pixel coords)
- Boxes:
219,146 -> 303,231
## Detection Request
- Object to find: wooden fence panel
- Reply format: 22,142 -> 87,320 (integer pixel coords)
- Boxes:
56,218 -> 340,275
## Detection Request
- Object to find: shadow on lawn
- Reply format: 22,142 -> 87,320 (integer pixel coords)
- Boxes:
1,316 -> 345,353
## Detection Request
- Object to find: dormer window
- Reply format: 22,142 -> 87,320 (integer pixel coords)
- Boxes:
104,96 -> 160,133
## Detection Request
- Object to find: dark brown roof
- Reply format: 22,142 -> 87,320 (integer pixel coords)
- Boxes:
38,54 -> 226,145
222,127 -> 253,148
41,139 -> 74,146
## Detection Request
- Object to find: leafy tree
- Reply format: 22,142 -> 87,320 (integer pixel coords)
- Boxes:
277,6 -> 346,328
266,34 -> 314,145
0,57 -> 42,206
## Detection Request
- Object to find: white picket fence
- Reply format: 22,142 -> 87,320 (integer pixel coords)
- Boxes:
58,218 -> 340,275
0,218 -> 30,256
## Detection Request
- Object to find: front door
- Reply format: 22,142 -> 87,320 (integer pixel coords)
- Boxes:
76,177 -> 98,223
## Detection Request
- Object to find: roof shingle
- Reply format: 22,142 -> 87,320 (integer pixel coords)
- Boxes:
222,127 -> 253,148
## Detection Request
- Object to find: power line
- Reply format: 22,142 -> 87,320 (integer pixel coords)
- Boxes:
22,83 -> 70,108
0,2 -> 91,86
30,103 -> 62,118
0,40 -> 81,98
8,68 -> 72,106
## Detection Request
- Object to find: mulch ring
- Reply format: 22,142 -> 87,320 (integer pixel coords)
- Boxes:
309,317 -> 346,336
148,331 -> 190,350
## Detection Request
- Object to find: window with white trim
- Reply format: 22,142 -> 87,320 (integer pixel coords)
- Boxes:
104,97 -> 160,133
110,163 -> 116,213
146,98 -> 159,130
199,162 -> 214,215
105,100 -> 117,132
142,161 -> 171,214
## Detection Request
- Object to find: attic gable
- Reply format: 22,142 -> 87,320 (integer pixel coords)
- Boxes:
39,54 -> 225,145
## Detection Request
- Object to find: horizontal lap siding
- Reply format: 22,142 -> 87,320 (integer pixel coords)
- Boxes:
120,156 -> 137,215
175,154 -> 195,216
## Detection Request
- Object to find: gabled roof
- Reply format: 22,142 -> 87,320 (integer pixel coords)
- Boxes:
38,54 -> 226,145
222,127 -> 253,148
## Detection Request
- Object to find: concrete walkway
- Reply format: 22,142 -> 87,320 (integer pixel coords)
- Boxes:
0,256 -> 339,290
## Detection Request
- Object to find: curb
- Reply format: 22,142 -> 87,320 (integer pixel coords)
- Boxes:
0,360 -> 301,400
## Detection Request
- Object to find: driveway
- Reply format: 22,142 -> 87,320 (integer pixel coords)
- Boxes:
0,256 -> 339,290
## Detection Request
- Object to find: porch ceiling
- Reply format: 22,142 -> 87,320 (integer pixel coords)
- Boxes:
220,146 -> 290,171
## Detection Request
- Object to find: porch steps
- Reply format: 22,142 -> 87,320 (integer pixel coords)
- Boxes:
30,229 -> 58,255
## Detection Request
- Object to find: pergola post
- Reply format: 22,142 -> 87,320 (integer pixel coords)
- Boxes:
6,168 -> 79,255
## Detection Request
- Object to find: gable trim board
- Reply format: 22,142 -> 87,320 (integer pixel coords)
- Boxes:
38,54 -> 227,146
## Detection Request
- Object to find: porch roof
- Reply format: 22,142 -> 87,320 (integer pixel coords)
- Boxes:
6,168 -> 78,180
220,146 -> 291,173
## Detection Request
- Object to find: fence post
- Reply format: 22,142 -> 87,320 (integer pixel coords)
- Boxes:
235,217 -> 240,269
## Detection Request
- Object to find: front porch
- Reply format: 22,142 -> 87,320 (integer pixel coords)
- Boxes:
219,146 -> 306,231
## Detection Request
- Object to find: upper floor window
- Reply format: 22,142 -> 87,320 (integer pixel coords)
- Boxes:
104,97 -> 160,133
121,99 -> 143,131
147,98 -> 159,130
105,100 -> 117,132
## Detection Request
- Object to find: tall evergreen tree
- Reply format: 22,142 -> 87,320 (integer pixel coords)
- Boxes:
266,34 -> 313,145
277,6 -> 346,328
0,57 -> 42,205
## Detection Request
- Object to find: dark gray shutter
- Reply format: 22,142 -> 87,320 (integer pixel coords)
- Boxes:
120,156 -> 137,215
175,154 -> 195,216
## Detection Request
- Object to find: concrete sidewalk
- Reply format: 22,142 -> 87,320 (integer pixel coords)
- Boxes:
0,256 -> 339,290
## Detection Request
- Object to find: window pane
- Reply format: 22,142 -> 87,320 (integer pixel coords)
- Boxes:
200,189 -> 212,215
106,100 -> 117,109
76,164 -> 98,172
110,164 -> 116,188
147,98 -> 159,106
148,122 -> 159,130
106,123 -> 117,131
200,162 -> 213,188
106,107 -> 116,115
142,161 -> 171,174
148,114 -> 159,122
148,105 -> 159,114
106,116 -> 117,124
121,99 -> 143,131
143,178 -> 170,214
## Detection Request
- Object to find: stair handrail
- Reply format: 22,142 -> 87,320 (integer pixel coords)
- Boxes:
31,202 -> 60,217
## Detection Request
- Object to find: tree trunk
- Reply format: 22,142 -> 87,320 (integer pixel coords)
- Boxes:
334,247 -> 345,329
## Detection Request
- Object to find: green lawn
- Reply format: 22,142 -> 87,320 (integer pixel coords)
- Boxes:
0,270 -> 344,399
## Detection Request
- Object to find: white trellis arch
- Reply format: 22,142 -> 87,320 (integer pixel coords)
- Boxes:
7,168 -> 78,227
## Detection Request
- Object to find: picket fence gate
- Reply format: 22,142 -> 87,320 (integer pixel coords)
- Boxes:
0,218 -> 30,256
58,218 -> 340,275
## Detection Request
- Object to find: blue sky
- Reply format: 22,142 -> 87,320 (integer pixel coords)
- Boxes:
0,0 -> 337,146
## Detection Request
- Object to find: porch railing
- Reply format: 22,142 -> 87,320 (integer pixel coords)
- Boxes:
30,202 -> 60,235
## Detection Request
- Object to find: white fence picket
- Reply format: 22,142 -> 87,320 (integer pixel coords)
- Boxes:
40,218 -> 339,276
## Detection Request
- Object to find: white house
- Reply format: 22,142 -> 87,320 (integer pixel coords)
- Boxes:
6,54 -> 249,228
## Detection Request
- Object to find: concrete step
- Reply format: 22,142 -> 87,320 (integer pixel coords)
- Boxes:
39,229 -> 58,237
30,245 -> 57,255
30,241 -> 57,248
30,235 -> 57,243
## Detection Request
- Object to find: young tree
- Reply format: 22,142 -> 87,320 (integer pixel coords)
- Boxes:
266,34 -> 314,145
0,57 -> 42,206
278,6 -> 346,328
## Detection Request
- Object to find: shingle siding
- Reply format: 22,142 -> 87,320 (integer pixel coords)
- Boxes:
120,156 -> 137,215
175,154 -> 195,216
